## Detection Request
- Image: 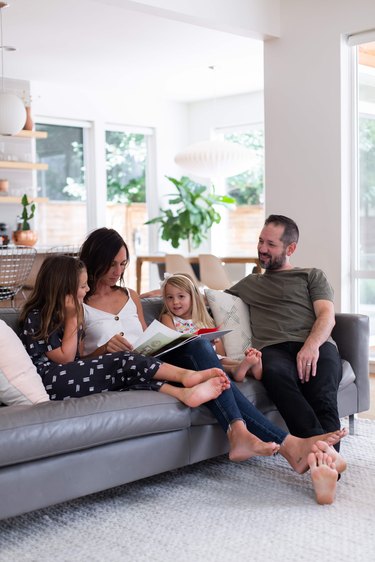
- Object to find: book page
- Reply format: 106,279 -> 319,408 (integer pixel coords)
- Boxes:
133,319 -> 191,355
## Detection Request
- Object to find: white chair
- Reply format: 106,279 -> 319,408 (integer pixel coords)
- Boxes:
165,254 -> 201,286
47,245 -> 80,257
0,246 -> 37,306
198,254 -> 233,290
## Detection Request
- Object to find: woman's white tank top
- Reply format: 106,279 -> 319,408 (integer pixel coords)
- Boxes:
83,290 -> 144,354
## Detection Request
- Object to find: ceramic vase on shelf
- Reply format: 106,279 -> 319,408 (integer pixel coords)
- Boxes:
23,106 -> 34,131
0,179 -> 9,194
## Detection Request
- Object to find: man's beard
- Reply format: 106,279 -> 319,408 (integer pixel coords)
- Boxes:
258,250 -> 287,271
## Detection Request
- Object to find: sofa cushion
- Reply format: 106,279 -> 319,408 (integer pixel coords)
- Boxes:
205,289 -> 252,360
141,297 -> 164,325
0,319 -> 50,406
0,390 -> 191,468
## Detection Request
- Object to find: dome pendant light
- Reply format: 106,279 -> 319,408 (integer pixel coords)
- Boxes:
175,139 -> 254,179
0,2 -> 26,136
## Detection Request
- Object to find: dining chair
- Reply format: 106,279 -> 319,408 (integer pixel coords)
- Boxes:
198,254 -> 233,290
0,246 -> 37,307
165,254 -> 202,286
47,245 -> 80,257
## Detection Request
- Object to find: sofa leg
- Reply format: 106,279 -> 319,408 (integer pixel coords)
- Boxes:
348,414 -> 355,435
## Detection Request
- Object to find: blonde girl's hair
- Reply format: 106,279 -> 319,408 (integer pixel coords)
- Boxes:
160,273 -> 215,329
20,255 -> 86,340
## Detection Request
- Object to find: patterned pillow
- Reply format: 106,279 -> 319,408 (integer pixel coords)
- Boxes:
205,289 -> 251,361
0,320 -> 50,406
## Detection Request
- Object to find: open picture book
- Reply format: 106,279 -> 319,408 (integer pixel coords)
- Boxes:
133,320 -> 231,358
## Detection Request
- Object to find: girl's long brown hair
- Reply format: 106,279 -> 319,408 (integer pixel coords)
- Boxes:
20,255 -> 86,340
160,273 -> 215,329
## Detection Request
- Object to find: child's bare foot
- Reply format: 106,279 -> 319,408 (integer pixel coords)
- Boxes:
233,348 -> 262,382
227,420 -> 280,462
280,428 -> 348,474
180,377 -> 229,408
312,440 -> 347,474
308,450 -> 338,505
179,377 -> 227,407
182,368 -> 228,388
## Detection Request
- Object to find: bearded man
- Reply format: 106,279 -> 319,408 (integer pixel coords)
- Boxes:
227,214 -> 343,448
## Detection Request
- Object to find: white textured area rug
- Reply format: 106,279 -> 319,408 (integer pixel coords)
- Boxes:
1,418 -> 375,562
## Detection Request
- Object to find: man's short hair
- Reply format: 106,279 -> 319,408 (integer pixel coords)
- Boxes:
264,214 -> 299,246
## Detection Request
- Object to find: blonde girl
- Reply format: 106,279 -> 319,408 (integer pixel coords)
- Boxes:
160,273 -> 263,382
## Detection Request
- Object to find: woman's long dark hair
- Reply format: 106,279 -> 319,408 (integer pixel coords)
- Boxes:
79,227 -> 129,298
20,255 -> 86,340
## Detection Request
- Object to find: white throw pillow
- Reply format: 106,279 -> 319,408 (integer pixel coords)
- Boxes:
205,289 -> 251,361
0,319 -> 50,406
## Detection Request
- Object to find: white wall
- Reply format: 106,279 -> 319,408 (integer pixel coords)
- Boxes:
264,0 -> 375,310
188,91 -> 264,143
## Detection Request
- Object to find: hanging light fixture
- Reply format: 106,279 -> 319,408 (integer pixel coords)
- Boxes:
0,2 -> 26,136
174,66 -> 255,179
175,139 -> 254,179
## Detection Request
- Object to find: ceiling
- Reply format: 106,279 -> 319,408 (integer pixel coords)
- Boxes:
3,0 -> 264,102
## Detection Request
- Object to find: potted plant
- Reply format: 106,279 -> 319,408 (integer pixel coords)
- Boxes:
12,194 -> 38,246
145,176 -> 235,252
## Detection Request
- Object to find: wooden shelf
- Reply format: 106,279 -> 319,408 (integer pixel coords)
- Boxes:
0,161 -> 48,171
0,130 -> 48,139
0,196 -> 48,204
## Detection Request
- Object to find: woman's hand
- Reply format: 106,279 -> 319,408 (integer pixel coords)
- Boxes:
105,333 -> 134,353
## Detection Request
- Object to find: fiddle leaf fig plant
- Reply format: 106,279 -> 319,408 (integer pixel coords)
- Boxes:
146,175 -> 235,250
20,194 -> 36,231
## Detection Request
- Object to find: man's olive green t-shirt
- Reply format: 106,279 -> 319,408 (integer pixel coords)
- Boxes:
226,268 -> 334,350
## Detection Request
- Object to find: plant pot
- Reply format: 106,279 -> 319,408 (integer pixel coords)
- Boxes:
12,230 -> 38,247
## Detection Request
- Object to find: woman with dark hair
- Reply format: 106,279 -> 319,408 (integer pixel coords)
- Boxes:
79,227 -> 346,493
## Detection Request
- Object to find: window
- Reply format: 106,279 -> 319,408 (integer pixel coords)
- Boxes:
36,122 -> 88,246
105,128 -> 153,289
211,126 -> 265,261
350,37 -> 375,360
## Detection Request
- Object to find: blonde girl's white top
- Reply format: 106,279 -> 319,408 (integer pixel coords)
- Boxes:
83,290 -> 144,355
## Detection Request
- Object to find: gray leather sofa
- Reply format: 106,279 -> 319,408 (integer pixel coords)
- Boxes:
0,299 -> 370,520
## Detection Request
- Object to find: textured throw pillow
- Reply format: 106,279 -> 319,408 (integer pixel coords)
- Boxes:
205,289 -> 251,360
0,320 -> 50,406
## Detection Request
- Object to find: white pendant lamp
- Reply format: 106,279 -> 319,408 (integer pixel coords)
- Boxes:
0,2 -> 26,136
175,139 -> 254,179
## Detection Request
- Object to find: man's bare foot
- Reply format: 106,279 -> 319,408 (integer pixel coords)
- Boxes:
312,440 -> 347,474
308,450 -> 338,505
227,420 -> 279,462
233,348 -> 262,382
179,378 -> 227,408
280,429 -> 348,474
182,368 -> 228,388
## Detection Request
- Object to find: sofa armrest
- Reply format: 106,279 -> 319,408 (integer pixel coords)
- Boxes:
333,313 -> 370,412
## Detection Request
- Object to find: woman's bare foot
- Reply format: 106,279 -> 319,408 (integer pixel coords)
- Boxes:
176,377 -> 228,408
227,420 -> 280,462
181,368 -> 228,388
280,428 -> 348,474
312,440 -> 347,474
233,348 -> 263,382
308,450 -> 338,505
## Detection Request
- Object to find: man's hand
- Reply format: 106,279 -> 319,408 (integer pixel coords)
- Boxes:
296,344 -> 319,383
